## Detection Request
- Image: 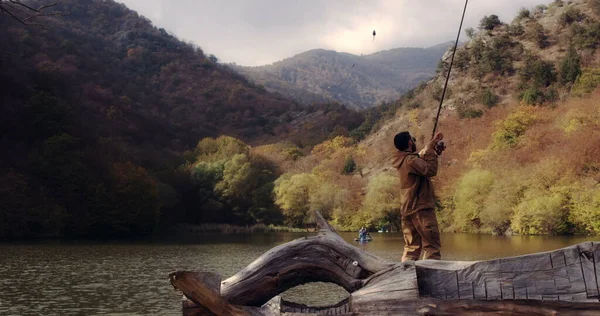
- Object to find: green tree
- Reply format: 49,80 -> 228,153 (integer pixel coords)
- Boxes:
521,54 -> 556,87
342,156 -> 357,175
465,27 -> 475,39
560,45 -> 581,85
479,15 -> 502,30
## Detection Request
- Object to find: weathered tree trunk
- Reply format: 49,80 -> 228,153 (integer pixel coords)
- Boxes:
169,212 -> 600,315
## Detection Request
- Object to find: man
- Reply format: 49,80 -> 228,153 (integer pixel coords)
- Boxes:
391,131 -> 446,261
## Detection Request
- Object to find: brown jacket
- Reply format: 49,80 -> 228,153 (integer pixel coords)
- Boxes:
391,148 -> 439,216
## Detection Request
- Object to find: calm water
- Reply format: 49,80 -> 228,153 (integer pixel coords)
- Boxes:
0,232 -> 598,315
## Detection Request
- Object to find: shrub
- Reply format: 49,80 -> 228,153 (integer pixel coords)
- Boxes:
492,108 -> 536,148
560,46 -> 581,85
454,49 -> 470,71
507,23 -> 525,36
571,21 -> 600,49
558,6 -> 584,26
341,156 -> 356,175
511,190 -> 570,235
571,68 -> 600,95
534,4 -> 547,14
516,8 -> 530,22
479,15 -> 502,30
432,85 -> 452,101
479,173 -> 525,235
458,106 -> 483,119
569,185 -> 600,234
526,22 -> 548,48
480,88 -> 499,108
591,0 -> 600,15
520,86 -> 545,104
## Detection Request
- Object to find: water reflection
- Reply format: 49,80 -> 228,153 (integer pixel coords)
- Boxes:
0,232 -> 597,315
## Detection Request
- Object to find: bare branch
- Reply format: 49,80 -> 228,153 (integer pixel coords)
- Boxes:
1,0 -> 66,26
4,2 -> 28,14
0,3 -> 27,25
22,11 -> 66,22
8,0 -> 58,13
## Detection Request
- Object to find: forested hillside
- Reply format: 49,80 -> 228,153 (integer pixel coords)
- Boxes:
0,0 -> 364,238
264,0 -> 600,235
234,43 -> 451,109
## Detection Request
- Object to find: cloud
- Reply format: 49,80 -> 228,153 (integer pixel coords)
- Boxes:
119,0 -> 551,66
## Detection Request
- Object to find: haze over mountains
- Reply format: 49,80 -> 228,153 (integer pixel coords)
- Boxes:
234,43 -> 453,109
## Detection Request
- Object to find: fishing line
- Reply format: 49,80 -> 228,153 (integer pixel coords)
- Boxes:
431,0 -> 469,138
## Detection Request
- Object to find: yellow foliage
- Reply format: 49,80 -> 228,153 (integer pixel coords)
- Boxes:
362,172 -> 402,228
195,136 -> 249,163
511,187 -> 570,235
451,169 -> 495,233
492,107 -> 537,149
310,136 -> 354,158
569,184 -> 600,234
560,106 -> 600,134
467,149 -> 490,167
572,68 -> 600,96
408,109 -> 419,126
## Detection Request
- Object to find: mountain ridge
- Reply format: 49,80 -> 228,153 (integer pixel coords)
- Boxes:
234,43 -> 453,109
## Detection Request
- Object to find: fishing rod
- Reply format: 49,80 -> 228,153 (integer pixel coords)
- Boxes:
431,0 -> 469,139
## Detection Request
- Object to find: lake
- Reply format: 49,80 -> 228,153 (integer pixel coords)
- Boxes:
0,232 -> 598,315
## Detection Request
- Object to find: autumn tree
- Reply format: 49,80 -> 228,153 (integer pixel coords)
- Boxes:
362,172 -> 402,232
274,173 -> 318,227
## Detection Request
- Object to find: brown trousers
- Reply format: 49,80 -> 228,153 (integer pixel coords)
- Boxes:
401,208 -> 441,261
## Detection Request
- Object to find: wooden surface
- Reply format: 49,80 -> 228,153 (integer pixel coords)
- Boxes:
171,211 -> 600,315
416,242 -> 600,303
220,211 -> 395,306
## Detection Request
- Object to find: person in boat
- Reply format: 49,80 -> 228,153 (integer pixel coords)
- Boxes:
392,131 -> 446,261
358,226 -> 367,240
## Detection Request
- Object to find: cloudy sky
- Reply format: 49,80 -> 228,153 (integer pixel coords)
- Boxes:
119,0 -> 552,66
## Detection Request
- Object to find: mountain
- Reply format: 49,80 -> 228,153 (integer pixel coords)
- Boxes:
234,43 -> 453,109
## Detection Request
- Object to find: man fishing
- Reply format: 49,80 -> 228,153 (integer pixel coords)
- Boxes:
392,132 -> 446,261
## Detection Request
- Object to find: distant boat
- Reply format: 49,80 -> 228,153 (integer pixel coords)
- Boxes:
354,236 -> 372,242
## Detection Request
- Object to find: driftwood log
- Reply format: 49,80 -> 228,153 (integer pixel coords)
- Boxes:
169,212 -> 600,315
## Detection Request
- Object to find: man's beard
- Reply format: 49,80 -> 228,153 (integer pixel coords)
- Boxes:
411,143 -> 417,152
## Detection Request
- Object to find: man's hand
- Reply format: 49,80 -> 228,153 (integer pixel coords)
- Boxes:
426,132 -> 446,155
435,140 -> 446,156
